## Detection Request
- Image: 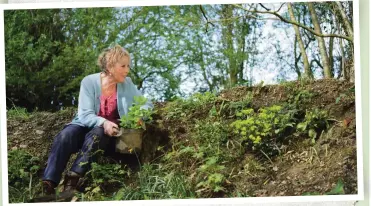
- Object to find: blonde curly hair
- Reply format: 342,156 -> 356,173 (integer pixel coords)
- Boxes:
97,45 -> 130,74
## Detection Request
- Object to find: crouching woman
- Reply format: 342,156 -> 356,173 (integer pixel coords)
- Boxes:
42,45 -> 153,194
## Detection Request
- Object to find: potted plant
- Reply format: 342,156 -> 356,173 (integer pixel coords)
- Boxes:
115,96 -> 153,154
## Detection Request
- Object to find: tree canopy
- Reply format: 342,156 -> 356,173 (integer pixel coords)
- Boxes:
5,2 -> 354,111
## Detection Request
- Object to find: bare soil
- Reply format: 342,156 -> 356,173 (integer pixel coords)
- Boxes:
7,79 -> 357,197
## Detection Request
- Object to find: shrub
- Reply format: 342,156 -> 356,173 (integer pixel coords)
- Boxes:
120,96 -> 154,129
8,149 -> 40,203
230,105 -> 295,156
82,162 -> 129,201
164,92 -> 216,120
297,108 -> 329,143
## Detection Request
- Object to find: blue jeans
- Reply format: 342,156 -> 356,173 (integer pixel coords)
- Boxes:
43,124 -> 115,184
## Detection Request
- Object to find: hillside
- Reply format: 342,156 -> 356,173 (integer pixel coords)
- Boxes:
6,79 -> 357,202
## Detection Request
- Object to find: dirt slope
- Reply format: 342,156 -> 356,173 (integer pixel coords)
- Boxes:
7,79 -> 357,197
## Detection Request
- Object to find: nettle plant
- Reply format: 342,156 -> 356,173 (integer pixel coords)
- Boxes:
8,149 -> 40,202
83,162 -> 129,201
297,108 -> 329,143
230,105 -> 295,153
120,96 -> 154,129
164,92 -> 217,120
196,156 -> 226,194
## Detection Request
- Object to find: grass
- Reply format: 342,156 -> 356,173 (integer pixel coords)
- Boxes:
7,82 -> 355,202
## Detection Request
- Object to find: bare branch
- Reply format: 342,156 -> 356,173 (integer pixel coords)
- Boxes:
275,3 -> 285,13
232,4 -> 353,43
259,3 -> 271,11
199,5 -> 215,32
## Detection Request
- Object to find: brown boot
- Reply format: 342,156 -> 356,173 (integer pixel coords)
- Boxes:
62,171 -> 81,192
42,180 -> 57,195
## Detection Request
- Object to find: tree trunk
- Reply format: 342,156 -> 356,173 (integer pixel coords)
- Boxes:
329,36 -> 334,77
198,34 -> 214,91
335,2 -> 353,40
307,2 -> 332,78
221,5 -> 238,87
339,38 -> 347,80
288,3 -> 311,79
293,36 -> 301,79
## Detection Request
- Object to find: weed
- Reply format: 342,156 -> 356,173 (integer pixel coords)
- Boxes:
163,92 -> 216,120
8,149 -> 41,203
7,106 -> 31,119
302,179 -> 345,196
83,162 -> 130,201
336,86 -> 355,104
112,164 -> 195,200
287,89 -> 314,108
297,108 -> 329,144
196,156 -> 226,195
230,105 -> 295,156
120,96 -> 154,129
225,92 -> 253,117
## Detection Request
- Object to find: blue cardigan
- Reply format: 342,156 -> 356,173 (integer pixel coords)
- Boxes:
70,73 -> 153,128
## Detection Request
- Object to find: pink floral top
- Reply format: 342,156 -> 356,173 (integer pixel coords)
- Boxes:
98,91 -> 120,125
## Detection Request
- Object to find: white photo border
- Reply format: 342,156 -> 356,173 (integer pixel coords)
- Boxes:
0,0 -> 363,205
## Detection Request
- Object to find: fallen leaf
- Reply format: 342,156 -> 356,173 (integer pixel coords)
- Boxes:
342,118 -> 352,128
71,196 -> 78,202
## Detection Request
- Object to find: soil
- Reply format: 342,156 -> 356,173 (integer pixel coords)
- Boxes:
7,79 -> 357,198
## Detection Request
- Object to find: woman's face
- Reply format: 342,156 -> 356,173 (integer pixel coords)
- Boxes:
109,56 -> 130,83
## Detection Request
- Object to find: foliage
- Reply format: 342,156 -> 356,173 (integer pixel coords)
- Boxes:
230,105 -> 295,155
335,86 -> 355,104
120,96 -> 154,129
297,108 -> 329,144
325,179 -> 345,195
111,164 -> 195,200
82,162 -> 129,201
225,92 -> 253,116
287,89 -> 315,107
164,92 -> 217,120
5,2 -> 354,111
7,106 -> 31,119
196,156 -> 226,194
8,149 -> 41,203
302,179 -> 345,195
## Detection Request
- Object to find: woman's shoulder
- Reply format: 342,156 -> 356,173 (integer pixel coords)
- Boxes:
81,73 -> 100,84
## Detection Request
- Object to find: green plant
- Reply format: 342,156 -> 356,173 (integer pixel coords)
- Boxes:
112,164 -> 195,200
288,89 -> 314,107
196,156 -> 226,195
336,86 -> 355,104
83,162 -> 129,200
302,179 -> 345,196
120,96 -> 154,129
163,92 -> 217,120
226,92 -> 253,116
7,106 -> 31,119
297,108 -> 329,144
230,105 -> 295,155
8,149 -> 41,203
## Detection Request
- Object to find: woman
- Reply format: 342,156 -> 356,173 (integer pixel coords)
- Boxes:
42,45 -> 153,195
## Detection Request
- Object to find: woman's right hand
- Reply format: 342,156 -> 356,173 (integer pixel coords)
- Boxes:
102,120 -> 119,136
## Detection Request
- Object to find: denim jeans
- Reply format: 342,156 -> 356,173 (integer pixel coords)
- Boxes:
42,124 -> 115,184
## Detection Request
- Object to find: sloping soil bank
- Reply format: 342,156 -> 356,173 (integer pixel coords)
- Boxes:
7,79 -> 357,200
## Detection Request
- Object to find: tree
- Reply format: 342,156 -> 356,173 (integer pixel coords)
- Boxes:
287,3 -> 312,79
307,2 -> 332,78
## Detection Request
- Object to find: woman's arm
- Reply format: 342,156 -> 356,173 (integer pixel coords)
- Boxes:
77,76 -> 106,128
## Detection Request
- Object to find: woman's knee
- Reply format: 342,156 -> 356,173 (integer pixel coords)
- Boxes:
88,126 -> 105,138
86,126 -> 109,147
55,125 -> 84,145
